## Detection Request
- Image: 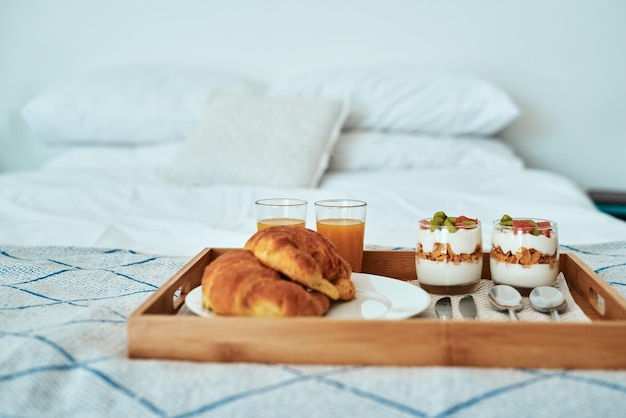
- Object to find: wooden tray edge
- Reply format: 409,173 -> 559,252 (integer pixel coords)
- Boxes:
127,248 -> 626,369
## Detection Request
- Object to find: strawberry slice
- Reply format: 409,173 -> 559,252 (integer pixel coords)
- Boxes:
455,216 -> 477,229
512,219 -> 536,234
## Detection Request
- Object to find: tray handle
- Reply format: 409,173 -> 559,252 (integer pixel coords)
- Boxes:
585,281 -> 626,320
133,249 -> 212,316
564,253 -> 626,320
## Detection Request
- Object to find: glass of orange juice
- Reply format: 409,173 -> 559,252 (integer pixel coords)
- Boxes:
255,198 -> 307,231
314,199 -> 367,272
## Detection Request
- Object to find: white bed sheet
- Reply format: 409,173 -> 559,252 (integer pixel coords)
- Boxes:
1,165 -> 624,257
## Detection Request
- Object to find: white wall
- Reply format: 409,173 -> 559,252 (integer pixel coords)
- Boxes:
1,0 -> 624,190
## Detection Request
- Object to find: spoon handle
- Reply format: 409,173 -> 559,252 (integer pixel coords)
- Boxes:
508,309 -> 519,322
551,310 -> 562,322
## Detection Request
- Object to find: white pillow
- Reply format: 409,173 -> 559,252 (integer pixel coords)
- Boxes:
21,66 -> 257,145
329,131 -> 525,171
164,92 -> 348,187
269,69 -> 520,136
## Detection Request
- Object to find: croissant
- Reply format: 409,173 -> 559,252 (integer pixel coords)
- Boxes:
244,226 -> 355,301
201,249 -> 330,317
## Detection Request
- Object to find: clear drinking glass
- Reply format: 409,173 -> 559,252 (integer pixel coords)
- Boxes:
314,199 -> 367,272
490,218 -> 559,294
416,217 -> 483,295
255,198 -> 307,231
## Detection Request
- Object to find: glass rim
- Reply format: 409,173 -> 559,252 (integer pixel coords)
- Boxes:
418,217 -> 481,228
314,199 -> 367,208
255,198 -> 307,207
492,218 -> 557,228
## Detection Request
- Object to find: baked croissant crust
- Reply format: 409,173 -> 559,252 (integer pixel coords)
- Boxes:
244,226 -> 355,301
201,249 -> 330,317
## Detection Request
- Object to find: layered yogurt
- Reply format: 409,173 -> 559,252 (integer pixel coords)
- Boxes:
490,215 -> 559,289
416,212 -> 483,293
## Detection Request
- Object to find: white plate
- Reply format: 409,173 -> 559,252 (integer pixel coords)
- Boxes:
184,273 -> 430,320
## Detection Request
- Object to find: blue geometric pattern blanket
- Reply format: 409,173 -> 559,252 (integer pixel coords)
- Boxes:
1,243 -> 626,418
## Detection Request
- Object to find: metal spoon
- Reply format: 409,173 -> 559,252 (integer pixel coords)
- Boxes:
529,286 -> 568,322
435,296 -> 452,320
459,295 -> 477,320
488,285 -> 523,321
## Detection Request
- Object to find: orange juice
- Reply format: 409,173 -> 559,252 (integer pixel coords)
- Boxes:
316,218 -> 365,272
257,218 -> 306,231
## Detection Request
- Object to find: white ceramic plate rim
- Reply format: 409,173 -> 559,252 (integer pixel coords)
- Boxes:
184,272 -> 430,320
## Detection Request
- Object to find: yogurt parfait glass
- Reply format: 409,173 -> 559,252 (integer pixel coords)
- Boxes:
416,212 -> 483,295
490,215 -> 559,295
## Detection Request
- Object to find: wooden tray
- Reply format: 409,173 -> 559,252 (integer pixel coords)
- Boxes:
128,249 -> 626,369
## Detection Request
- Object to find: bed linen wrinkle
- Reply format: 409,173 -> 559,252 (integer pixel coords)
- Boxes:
0,211 -> 110,248
76,185 -> 138,250
321,168 -> 594,206
2,166 -> 626,255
